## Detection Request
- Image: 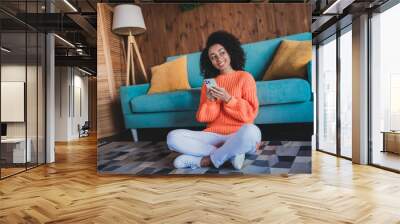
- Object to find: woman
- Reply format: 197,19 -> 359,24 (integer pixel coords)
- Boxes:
167,31 -> 262,170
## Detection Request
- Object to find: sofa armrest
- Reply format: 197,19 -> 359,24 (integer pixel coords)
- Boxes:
120,84 -> 150,115
307,61 -> 313,101
307,61 -> 312,84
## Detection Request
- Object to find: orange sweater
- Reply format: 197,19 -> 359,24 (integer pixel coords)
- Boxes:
196,71 -> 259,135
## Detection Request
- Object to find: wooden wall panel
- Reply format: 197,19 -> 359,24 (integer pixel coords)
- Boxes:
88,77 -> 97,132
97,4 -> 126,139
136,3 -> 311,78
97,3 -> 310,138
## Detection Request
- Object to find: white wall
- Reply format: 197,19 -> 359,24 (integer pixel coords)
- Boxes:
1,65 -> 26,81
71,73 -> 89,139
1,82 -> 25,122
1,65 -> 36,138
55,67 -> 89,141
1,63 -> 46,163
55,66 -> 69,141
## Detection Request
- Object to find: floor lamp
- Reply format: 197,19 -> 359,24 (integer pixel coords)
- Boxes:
112,4 -> 148,85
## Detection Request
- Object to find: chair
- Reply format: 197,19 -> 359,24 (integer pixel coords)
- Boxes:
78,121 -> 90,138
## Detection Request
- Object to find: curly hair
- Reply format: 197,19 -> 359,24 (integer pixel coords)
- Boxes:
200,31 -> 245,79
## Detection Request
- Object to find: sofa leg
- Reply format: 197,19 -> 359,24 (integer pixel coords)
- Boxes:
131,129 -> 139,142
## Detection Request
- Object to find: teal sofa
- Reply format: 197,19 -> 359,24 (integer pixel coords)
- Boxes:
120,32 -> 313,141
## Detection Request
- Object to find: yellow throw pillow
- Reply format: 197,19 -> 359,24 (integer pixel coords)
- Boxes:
147,56 -> 191,94
262,40 -> 311,81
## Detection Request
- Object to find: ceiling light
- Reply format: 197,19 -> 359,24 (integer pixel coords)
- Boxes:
63,0 -> 78,12
54,34 -> 75,48
1,47 -> 11,53
76,48 -> 86,56
322,0 -> 355,15
78,67 -> 93,76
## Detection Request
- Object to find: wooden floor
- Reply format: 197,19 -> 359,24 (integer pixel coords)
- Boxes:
1,167 -> 26,178
373,150 -> 400,171
1,135 -> 400,223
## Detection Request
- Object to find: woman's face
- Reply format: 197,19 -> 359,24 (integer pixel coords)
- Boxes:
208,44 -> 232,72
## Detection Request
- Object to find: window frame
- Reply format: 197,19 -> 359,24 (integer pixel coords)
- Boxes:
315,20 -> 353,161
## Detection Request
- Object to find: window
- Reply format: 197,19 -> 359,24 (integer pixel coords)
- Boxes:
317,36 -> 337,154
370,2 -> 400,171
390,74 -> 400,130
339,28 -> 352,158
0,1 -> 47,179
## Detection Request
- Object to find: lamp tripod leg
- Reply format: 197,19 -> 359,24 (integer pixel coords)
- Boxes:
126,39 -> 131,86
132,36 -> 148,82
130,43 -> 135,84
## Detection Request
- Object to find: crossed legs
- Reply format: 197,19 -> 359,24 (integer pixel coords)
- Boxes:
167,124 -> 262,168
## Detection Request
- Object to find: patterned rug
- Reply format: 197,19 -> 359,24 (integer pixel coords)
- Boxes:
97,141 -> 311,175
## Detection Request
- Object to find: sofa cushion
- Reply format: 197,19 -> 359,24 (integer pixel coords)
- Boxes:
148,56 -> 191,94
130,79 -> 310,113
167,52 -> 203,88
243,33 -> 312,81
123,101 -> 314,129
130,88 -> 201,113
263,40 -> 312,81
257,78 -> 311,105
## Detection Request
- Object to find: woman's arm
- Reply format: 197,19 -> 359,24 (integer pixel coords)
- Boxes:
223,74 -> 259,122
196,85 -> 221,122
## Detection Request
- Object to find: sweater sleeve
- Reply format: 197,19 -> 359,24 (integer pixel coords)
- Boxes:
196,84 -> 221,123
223,74 -> 259,123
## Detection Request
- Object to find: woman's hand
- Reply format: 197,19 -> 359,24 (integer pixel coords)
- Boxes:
206,88 -> 217,101
210,86 -> 232,103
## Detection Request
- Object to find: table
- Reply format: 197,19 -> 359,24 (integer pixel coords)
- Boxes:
381,131 -> 400,154
1,138 -> 31,163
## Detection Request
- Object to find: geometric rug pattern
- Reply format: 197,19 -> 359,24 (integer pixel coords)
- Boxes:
98,141 -> 311,175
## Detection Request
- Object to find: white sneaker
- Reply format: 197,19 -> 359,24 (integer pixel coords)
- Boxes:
173,155 -> 201,169
230,154 -> 245,170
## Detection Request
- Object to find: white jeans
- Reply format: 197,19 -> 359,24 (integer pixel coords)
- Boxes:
166,124 -> 262,168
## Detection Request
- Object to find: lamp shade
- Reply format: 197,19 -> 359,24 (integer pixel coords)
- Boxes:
112,4 -> 146,36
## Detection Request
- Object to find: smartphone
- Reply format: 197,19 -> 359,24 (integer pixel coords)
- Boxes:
204,78 -> 217,89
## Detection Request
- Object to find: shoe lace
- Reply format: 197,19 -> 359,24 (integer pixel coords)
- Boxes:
184,160 -> 197,169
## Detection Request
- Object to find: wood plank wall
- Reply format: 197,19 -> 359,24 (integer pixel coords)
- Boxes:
137,3 -> 311,78
97,3 -> 310,138
88,77 -> 97,133
97,4 -> 126,139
